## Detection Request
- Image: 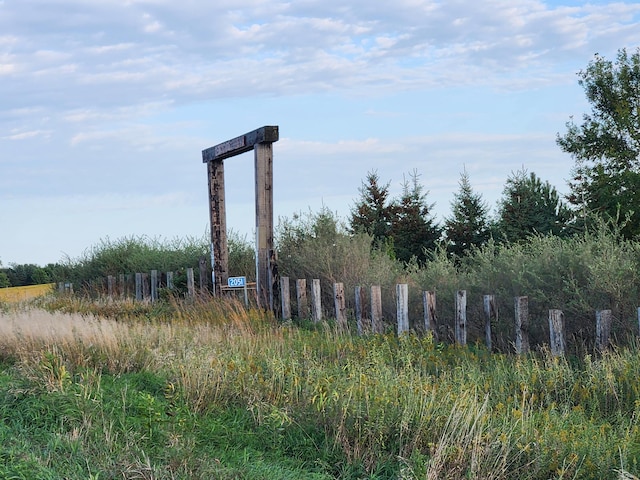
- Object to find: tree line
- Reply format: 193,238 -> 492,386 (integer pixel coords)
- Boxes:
350,48 -> 640,263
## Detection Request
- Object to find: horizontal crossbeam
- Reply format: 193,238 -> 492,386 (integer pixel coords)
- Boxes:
202,125 -> 279,163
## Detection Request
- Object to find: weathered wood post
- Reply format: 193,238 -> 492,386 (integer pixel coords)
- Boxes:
423,291 -> 437,338
142,273 -> 150,301
548,309 -> 565,356
334,283 -> 347,329
135,273 -> 142,301
355,286 -> 367,335
186,268 -> 195,298
311,279 -> 322,323
166,272 -> 174,290
280,276 -> 291,320
296,279 -> 308,318
596,309 -> 612,352
455,290 -> 467,345
151,270 -> 158,302
107,275 -> 115,299
483,295 -> 497,351
198,257 -> 207,293
514,296 -> 530,354
119,274 -> 125,299
202,126 -> 279,304
371,285 -> 383,334
397,284 -> 409,335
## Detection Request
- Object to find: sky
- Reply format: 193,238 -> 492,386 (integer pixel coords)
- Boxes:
1,0 -> 640,266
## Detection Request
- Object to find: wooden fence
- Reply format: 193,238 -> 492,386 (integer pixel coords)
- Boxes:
75,271 -> 639,355
276,277 -> 630,356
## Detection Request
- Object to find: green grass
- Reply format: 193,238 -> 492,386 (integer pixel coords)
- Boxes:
0,297 -> 639,479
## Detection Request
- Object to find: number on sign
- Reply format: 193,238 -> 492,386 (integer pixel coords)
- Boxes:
227,276 -> 246,288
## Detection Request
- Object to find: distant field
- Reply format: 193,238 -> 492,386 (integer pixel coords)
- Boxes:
0,283 -> 55,303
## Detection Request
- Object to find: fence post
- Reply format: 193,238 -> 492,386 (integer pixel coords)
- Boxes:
548,309 -> 565,356
280,277 -> 291,320
150,270 -> 158,302
371,285 -> 383,334
296,279 -> 308,318
455,290 -> 467,345
333,283 -> 347,329
396,284 -> 409,335
423,291 -> 437,339
186,268 -> 195,298
166,272 -> 174,290
596,309 -> 612,352
483,294 -> 496,351
135,273 -> 142,301
355,286 -> 367,335
514,296 -> 530,354
107,275 -> 115,299
199,256 -> 207,293
142,273 -> 150,301
311,279 -> 322,322
119,274 -> 125,299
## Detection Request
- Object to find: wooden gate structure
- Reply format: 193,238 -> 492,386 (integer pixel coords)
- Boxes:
202,125 -> 279,308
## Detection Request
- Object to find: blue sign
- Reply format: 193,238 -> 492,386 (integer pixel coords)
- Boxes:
227,276 -> 246,288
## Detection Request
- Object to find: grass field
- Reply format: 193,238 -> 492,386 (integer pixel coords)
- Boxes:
0,283 -> 55,303
0,296 -> 639,479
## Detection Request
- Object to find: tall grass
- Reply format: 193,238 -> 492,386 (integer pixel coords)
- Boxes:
2,297 -> 639,478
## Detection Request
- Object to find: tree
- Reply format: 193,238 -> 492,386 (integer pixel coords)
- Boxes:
349,171 -> 393,248
389,171 -> 441,264
0,272 -> 9,288
444,169 -> 491,257
557,48 -> 640,237
495,169 -> 571,243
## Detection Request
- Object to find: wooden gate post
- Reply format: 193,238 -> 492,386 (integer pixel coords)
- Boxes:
255,142 -> 275,308
202,126 -> 279,304
206,158 -> 228,296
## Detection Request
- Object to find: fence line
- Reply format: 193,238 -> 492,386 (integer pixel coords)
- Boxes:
81,271 -> 640,354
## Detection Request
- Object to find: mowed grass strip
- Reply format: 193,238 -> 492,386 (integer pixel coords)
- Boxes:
0,283 -> 55,303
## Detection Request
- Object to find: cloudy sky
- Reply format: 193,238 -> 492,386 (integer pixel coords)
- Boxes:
1,0 -> 639,266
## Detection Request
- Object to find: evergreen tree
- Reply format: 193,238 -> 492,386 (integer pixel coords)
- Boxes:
390,171 -> 441,264
495,169 -> 571,243
444,169 -> 490,257
349,171 -> 393,247
557,48 -> 640,237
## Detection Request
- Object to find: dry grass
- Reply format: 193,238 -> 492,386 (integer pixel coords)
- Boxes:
0,283 -> 55,303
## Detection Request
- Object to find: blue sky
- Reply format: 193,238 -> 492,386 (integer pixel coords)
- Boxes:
1,0 -> 640,266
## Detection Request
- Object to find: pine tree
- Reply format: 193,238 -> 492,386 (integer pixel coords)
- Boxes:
444,169 -> 490,257
496,169 -> 571,242
390,171 -> 441,264
349,171 -> 393,248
